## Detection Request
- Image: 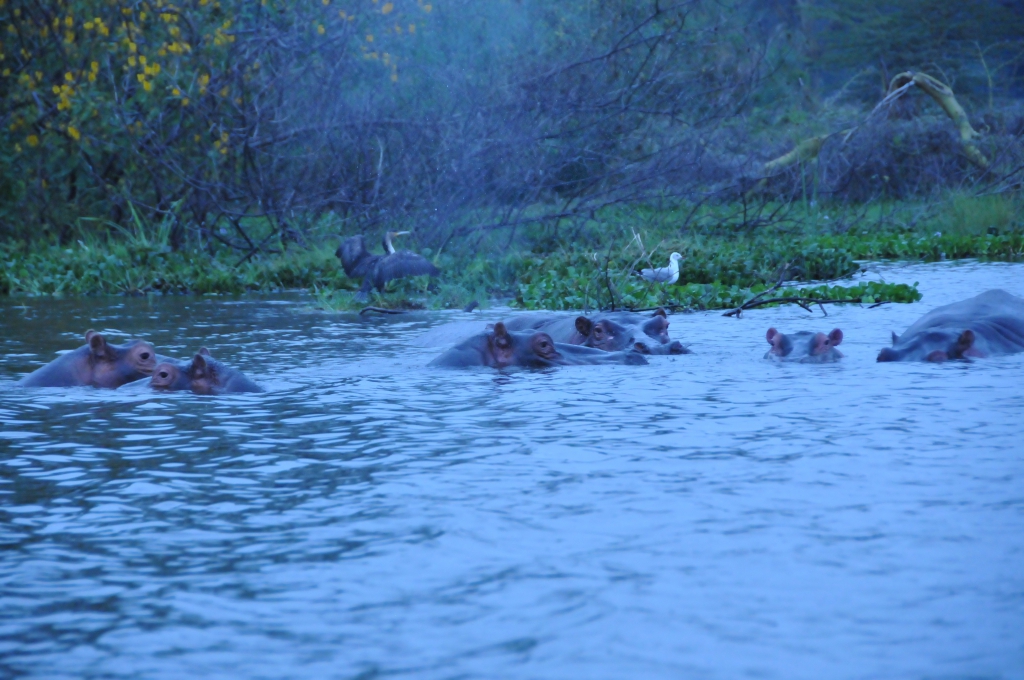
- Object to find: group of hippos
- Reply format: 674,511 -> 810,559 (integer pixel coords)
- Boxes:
13,289 -> 1024,394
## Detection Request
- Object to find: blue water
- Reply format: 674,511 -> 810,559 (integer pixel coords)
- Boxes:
1,261 -> 1023,679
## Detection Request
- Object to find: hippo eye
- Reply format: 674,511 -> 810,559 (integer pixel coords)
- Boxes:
140,352 -> 151,360
159,370 -> 169,378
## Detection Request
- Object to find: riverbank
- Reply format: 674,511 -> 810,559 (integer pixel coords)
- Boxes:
3,196 -> 1021,312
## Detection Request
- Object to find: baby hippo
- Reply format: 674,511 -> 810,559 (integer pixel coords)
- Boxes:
150,348 -> 262,394
764,327 -> 844,363
19,330 -> 159,388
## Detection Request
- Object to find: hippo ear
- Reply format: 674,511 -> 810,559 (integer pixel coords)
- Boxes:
954,329 -> 975,355
828,329 -> 843,346
633,341 -> 651,354
198,347 -> 212,357
191,353 -> 209,377
87,331 -> 108,356
891,331 -> 899,346
766,327 -> 779,344
491,322 -> 512,350
651,307 -> 667,318
575,317 -> 593,336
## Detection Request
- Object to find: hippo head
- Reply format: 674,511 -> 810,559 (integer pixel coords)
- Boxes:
151,348 -> 218,393
574,317 -> 633,352
488,323 -> 562,368
640,308 -> 672,345
765,327 -> 844,363
877,329 -> 978,363
86,330 -> 158,387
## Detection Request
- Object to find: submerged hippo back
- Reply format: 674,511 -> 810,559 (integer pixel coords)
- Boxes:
880,290 -> 1024,362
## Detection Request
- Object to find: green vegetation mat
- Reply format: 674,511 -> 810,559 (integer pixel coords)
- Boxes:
4,212 -> 1018,312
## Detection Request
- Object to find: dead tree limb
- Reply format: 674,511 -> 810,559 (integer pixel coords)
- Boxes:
722,296 -> 890,317
359,306 -> 406,315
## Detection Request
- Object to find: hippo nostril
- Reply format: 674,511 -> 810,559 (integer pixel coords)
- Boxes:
141,352 -> 151,360
159,371 -> 168,379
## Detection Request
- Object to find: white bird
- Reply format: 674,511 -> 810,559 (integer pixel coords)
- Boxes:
639,252 -> 683,284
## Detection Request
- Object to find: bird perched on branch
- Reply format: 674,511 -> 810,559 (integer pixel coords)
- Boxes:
336,230 -> 441,300
639,252 -> 683,284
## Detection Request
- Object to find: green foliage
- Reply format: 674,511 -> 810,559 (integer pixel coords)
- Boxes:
0,240 -> 345,296
0,0 -> 432,240
514,248 -> 921,311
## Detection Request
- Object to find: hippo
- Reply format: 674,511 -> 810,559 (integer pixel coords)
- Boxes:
150,348 -> 263,394
877,289 -> 1024,362
501,308 -> 689,355
429,322 -> 648,368
18,330 -> 159,388
765,328 -> 844,363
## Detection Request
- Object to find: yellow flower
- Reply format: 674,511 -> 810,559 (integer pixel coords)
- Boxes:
67,126 -> 80,141
409,23 -> 415,33
27,134 -> 39,147
172,88 -> 180,96
423,4 -> 431,12
91,61 -> 99,72
317,24 -> 325,35
65,71 -> 74,82
381,2 -> 393,14
366,33 -> 374,42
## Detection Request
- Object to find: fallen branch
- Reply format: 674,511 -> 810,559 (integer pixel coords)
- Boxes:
723,296 -> 889,317
359,306 -> 406,315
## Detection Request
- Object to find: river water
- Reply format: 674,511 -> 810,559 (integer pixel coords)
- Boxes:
1,261 -> 1022,679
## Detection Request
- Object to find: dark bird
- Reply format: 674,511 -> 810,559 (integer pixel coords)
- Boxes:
336,230 -> 441,300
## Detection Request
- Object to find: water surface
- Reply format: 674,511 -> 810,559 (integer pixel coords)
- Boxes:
1,261 -> 1023,679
